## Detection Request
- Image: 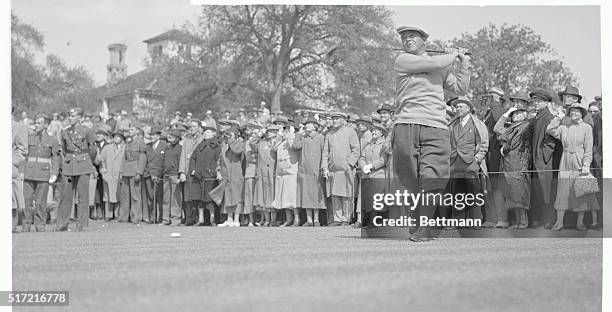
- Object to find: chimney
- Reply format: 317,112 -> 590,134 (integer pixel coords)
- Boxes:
107,43 -> 127,86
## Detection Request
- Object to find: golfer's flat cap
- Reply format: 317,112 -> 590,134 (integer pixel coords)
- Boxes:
396,26 -> 429,39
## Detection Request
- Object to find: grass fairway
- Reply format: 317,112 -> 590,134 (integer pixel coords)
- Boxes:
13,221 -> 602,312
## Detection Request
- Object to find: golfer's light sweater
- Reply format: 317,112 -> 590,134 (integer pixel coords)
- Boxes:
394,53 -> 470,129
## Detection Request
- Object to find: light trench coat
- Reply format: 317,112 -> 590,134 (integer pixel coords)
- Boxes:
547,117 -> 599,212
98,143 -> 124,203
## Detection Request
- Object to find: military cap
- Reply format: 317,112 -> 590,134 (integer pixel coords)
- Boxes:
377,103 -> 394,114
186,112 -> 193,117
529,89 -> 553,102
566,103 -> 588,119
558,85 -> 582,102
174,111 -> 182,116
396,26 -> 429,39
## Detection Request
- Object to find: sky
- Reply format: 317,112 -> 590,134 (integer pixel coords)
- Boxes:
11,1 -> 602,102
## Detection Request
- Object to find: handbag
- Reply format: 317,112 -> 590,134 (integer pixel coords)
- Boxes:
573,173 -> 600,198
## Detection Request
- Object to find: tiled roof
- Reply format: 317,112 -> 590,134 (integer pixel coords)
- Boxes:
143,29 -> 199,44
89,67 -> 163,101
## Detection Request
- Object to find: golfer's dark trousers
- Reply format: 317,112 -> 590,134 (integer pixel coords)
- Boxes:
56,174 -> 90,231
143,176 -> 163,223
392,124 -> 450,221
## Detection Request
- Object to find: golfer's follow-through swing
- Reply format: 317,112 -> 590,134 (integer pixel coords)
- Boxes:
389,26 -> 472,242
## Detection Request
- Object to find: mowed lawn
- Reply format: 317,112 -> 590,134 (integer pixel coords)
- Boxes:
12,222 -> 602,312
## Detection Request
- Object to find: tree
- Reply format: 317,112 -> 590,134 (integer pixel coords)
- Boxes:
196,5 -> 397,113
11,12 -> 97,114
11,12 -> 45,113
448,23 -> 577,102
41,54 -> 97,113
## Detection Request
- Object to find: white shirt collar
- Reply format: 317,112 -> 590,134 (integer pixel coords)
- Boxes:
461,114 -> 471,127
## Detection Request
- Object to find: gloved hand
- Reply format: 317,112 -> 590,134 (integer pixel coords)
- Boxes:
179,173 -> 186,182
362,164 -> 372,174
48,175 -> 57,184
216,172 -> 223,181
581,167 -> 590,176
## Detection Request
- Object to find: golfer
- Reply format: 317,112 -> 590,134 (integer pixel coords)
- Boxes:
392,26 -> 471,241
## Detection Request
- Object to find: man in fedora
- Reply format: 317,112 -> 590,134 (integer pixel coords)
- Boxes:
321,112 -> 360,226
377,101 -> 394,130
203,109 -> 217,130
558,85 -> 593,127
529,88 -> 559,229
446,97 -> 489,225
392,26 -> 471,241
143,126 -> 167,223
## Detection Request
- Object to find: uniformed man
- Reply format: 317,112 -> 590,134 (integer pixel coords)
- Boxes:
119,128 -> 147,224
56,107 -> 97,231
22,115 -> 61,232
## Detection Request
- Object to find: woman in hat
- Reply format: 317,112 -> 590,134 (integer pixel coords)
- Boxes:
98,131 -> 125,221
546,103 -> 600,231
494,103 -> 533,229
253,125 -> 280,226
271,122 -> 301,226
218,125 -> 246,227
558,86 -> 594,128
292,117 -> 326,226
359,122 -> 390,227
243,123 -> 261,226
